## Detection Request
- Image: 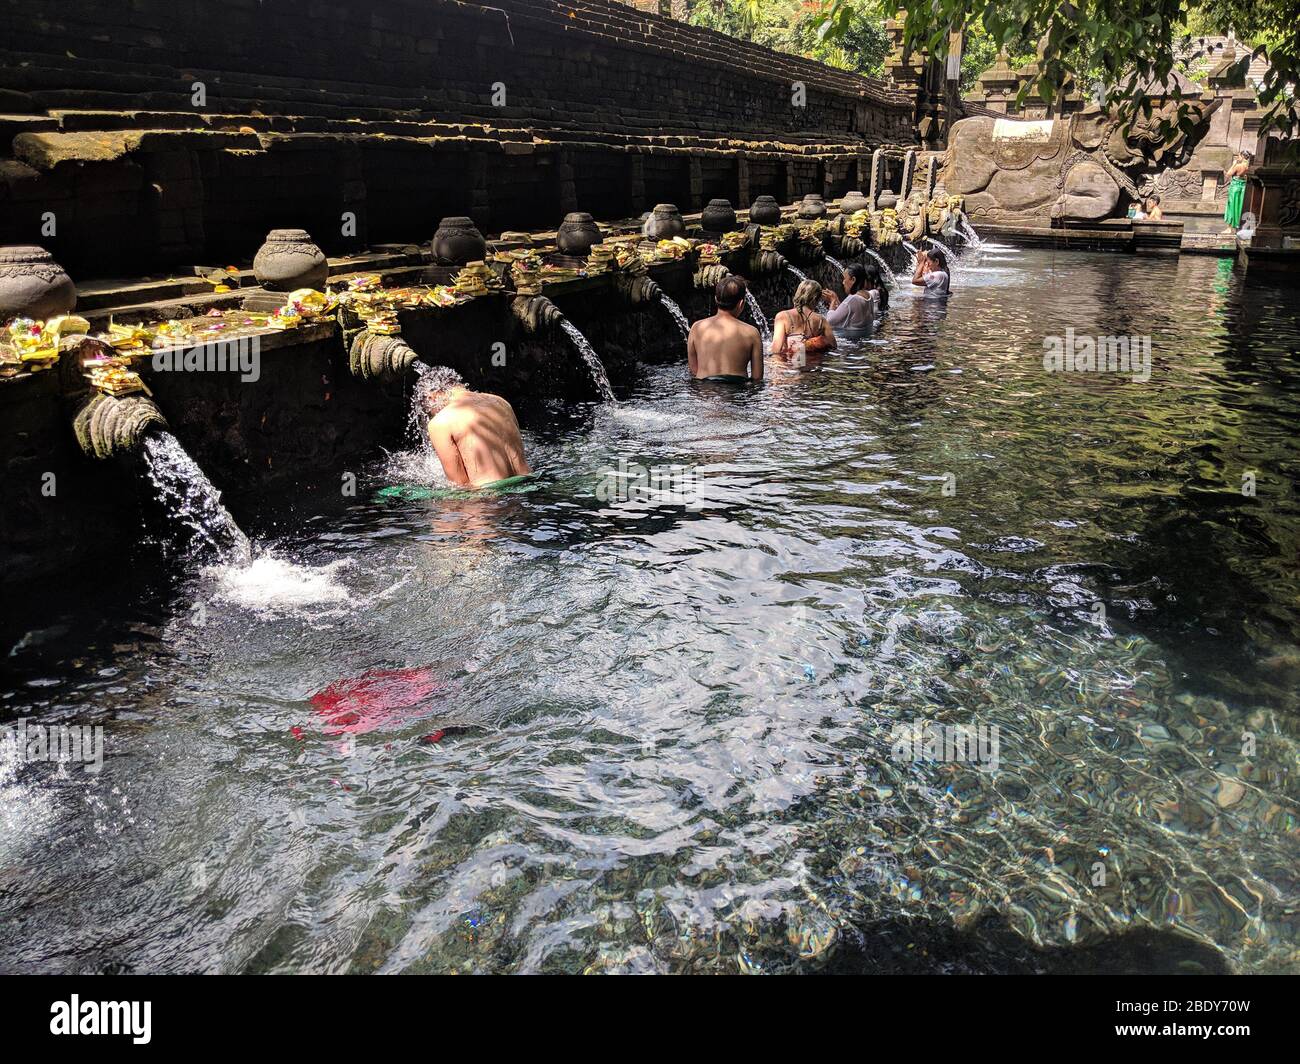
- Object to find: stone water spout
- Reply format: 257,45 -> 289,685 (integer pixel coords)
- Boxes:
348,330 -> 420,382
748,250 -> 787,276
615,271 -> 661,306
49,336 -> 167,460
72,392 -> 169,460
693,263 -> 730,291
510,294 -> 566,336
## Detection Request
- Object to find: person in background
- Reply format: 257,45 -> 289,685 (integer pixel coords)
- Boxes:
771,279 -> 836,363
1145,196 -> 1163,221
865,265 -> 889,313
1222,150 -> 1252,232
687,274 -> 764,382
912,246 -> 950,297
822,263 -> 877,335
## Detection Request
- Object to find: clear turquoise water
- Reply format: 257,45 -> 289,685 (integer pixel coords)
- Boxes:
2,247 -> 1297,973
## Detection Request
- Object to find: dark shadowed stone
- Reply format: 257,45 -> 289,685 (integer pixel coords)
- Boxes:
556,212 -> 601,256
700,198 -> 738,232
433,216 -> 487,267
748,195 -> 782,226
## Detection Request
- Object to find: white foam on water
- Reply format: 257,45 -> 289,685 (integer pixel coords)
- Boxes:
206,553 -> 356,618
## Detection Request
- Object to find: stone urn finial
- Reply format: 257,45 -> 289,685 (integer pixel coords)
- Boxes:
700,198 -> 739,233
252,229 -> 329,292
642,204 -> 685,241
0,245 -> 77,321
748,195 -> 782,226
839,190 -> 870,214
797,193 -> 827,220
433,216 -> 488,267
556,212 -> 601,256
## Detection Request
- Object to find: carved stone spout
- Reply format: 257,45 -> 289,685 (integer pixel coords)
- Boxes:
748,250 -> 787,276
348,330 -> 419,381
511,295 -> 565,336
72,393 -> 169,459
615,272 -> 661,306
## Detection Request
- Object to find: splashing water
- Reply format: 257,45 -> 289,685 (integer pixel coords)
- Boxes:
657,293 -> 691,340
142,432 -> 251,563
407,364 -> 467,443
958,217 -> 982,247
785,264 -> 811,285
744,290 -> 771,342
559,319 -> 616,403
207,554 -> 356,618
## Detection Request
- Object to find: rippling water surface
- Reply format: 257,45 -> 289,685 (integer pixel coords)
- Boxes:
3,249 -> 1298,973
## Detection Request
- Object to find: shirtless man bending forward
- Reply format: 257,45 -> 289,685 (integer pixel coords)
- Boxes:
424,386 -> 533,488
687,274 -> 764,383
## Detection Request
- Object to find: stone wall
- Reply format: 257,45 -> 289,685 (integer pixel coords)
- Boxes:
0,1 -> 915,275
2,0 -> 908,139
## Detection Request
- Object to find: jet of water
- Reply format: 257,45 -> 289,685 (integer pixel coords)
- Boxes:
785,263 -> 811,284
559,319 -> 617,403
657,293 -> 691,340
744,290 -> 771,342
141,431 -> 252,563
901,241 -> 919,277
926,236 -> 959,271
860,249 -> 896,288
958,217 -> 982,247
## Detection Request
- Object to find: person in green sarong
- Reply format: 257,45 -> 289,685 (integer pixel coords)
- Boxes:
1223,151 -> 1252,231
422,385 -> 533,489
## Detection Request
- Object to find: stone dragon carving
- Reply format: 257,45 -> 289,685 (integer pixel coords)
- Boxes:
941,98 -> 1217,226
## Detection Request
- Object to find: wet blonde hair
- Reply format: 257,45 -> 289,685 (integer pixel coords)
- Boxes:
792,279 -> 822,311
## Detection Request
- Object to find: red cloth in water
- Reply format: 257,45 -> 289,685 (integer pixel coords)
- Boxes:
309,666 -> 442,735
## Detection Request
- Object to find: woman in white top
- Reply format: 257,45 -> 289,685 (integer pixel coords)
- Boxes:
912,247 -> 950,297
822,263 -> 878,334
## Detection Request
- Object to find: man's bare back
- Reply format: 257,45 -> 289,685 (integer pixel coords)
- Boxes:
688,275 -> 763,381
426,388 -> 531,487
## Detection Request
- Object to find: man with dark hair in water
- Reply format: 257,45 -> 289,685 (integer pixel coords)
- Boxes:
422,385 -> 533,489
687,274 -> 764,382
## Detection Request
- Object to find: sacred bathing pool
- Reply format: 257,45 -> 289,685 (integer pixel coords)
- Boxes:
0,1 -> 1297,975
